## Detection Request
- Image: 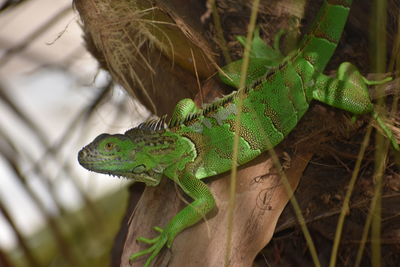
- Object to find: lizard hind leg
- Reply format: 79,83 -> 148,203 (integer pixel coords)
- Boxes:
312,62 -> 375,115
336,62 -> 398,150
312,62 -> 399,150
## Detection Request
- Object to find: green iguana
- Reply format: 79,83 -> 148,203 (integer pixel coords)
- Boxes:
78,0 -> 399,265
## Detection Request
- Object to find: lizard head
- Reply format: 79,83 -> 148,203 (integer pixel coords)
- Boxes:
78,129 -> 177,186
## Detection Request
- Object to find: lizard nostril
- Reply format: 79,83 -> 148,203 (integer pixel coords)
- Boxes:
78,149 -> 87,159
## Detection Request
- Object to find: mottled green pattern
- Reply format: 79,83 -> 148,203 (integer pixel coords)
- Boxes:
78,1 -> 398,266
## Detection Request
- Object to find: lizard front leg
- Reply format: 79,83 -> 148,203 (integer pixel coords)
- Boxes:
169,98 -> 200,127
129,172 -> 215,266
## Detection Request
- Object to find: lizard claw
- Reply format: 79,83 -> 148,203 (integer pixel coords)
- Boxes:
136,226 -> 164,244
129,227 -> 169,267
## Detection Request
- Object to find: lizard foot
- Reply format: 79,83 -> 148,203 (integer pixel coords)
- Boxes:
129,226 -> 169,267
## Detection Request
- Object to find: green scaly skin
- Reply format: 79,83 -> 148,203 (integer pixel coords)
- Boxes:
78,0 -> 398,265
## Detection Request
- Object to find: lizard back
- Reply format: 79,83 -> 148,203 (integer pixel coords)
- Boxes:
168,0 -> 352,179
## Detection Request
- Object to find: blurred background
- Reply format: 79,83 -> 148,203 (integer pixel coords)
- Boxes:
0,0 -> 149,266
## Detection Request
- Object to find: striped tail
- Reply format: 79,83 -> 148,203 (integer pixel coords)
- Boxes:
300,0 -> 353,72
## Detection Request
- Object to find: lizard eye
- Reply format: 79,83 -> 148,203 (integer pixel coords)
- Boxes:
105,142 -> 115,151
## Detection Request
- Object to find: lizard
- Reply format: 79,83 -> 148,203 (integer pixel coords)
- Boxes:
78,0 -> 399,266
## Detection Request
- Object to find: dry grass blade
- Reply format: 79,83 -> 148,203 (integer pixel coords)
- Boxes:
226,0 -> 260,264
329,126 -> 372,267
206,0 -> 232,64
369,1 -> 392,265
